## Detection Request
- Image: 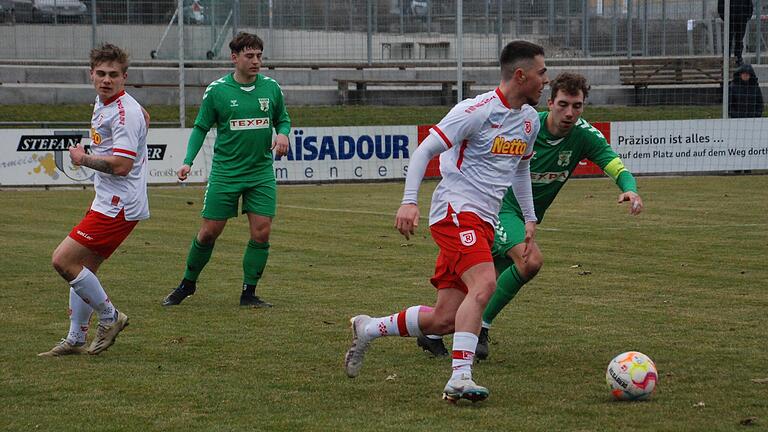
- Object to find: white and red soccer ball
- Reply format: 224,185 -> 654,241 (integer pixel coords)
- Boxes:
606,351 -> 658,401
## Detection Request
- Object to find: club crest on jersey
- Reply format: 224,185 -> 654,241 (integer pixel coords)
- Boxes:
230,118 -> 270,130
490,136 -> 527,156
558,151 -> 573,167
230,99 -> 239,107
459,230 -> 476,246
259,98 -> 270,112
524,119 -> 532,135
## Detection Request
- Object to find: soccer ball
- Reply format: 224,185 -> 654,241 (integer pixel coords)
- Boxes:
606,351 -> 658,401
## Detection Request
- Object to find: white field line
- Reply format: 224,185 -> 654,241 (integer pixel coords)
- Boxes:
151,193 -> 766,230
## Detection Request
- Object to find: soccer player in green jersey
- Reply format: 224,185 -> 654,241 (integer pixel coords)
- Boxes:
417,72 -> 644,359
161,32 -> 291,307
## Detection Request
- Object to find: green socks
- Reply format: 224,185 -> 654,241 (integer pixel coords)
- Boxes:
183,237 -> 214,282
482,265 -> 526,325
183,238 -> 269,287
243,240 -> 270,286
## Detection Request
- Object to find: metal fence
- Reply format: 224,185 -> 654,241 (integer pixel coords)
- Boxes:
0,0 -> 765,62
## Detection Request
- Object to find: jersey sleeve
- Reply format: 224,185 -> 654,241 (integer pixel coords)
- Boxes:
111,104 -> 146,160
429,102 -> 484,149
194,83 -> 219,131
272,83 -> 291,136
580,120 -> 637,192
523,112 -> 540,161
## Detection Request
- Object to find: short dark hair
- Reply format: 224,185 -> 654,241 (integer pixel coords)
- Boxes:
549,72 -> 590,100
89,43 -> 129,72
499,40 -> 545,81
229,32 -> 264,54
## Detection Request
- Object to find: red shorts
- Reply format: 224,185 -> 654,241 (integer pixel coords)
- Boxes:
68,209 -> 138,259
429,210 -> 495,293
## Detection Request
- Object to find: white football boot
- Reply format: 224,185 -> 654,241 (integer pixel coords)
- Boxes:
442,373 -> 489,403
344,314 -> 373,378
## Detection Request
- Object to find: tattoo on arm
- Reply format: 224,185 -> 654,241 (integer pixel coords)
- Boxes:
81,154 -> 115,174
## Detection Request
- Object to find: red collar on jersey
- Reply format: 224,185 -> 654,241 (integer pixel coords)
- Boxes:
102,90 -> 126,106
495,87 -> 511,109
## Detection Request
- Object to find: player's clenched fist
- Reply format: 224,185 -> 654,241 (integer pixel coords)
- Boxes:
69,144 -> 86,166
395,203 -> 420,240
272,133 -> 289,157
177,164 -> 191,181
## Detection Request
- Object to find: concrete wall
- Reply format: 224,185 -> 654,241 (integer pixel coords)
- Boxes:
0,25 -> 524,61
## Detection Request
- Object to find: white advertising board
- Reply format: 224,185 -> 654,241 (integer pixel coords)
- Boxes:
610,118 -> 768,173
0,126 -> 419,186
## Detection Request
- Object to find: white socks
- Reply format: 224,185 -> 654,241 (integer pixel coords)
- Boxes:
450,332 -> 478,380
364,305 -> 426,339
66,288 -> 92,345
70,267 -> 116,323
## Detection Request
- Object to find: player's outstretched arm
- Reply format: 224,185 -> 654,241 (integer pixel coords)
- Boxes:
395,134 -> 446,240
618,191 -> 644,215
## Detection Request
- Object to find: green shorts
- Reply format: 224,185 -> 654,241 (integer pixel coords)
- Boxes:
491,210 -> 527,269
201,179 -> 276,220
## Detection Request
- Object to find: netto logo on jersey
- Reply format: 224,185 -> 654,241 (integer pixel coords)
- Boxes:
230,118 -> 270,130
490,136 -> 527,156
16,135 -> 83,151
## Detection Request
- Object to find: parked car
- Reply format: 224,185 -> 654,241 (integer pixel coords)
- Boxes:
10,0 -> 88,23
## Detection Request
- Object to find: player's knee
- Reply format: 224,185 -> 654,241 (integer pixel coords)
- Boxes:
51,252 -> 73,280
197,230 -> 220,245
522,256 -> 543,279
250,229 -> 270,243
430,314 -> 455,334
468,280 -> 496,306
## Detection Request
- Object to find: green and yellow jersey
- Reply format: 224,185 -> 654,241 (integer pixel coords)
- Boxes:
502,111 -> 637,222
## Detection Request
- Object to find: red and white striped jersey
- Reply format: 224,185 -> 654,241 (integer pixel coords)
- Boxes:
88,90 -> 149,221
428,87 -> 539,226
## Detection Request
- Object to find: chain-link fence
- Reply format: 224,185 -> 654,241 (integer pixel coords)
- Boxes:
0,0 -> 765,62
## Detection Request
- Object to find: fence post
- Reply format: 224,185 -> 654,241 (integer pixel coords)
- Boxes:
90,0 -> 97,49
565,0 -> 570,49
178,0 -> 185,129
662,0 -> 666,55
642,0 -> 648,56
612,0 -> 617,54
233,0 -> 240,37
457,0 -> 463,102
367,0 -> 373,65
757,0 -> 763,64
269,0 -> 274,56
582,0 -> 589,57
496,0 -> 502,56
548,0 -> 555,38
723,0 -> 730,119
627,0 -> 633,58
427,0 -> 432,34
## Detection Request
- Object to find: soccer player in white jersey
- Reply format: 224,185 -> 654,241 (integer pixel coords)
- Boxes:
344,40 -> 548,402
39,44 -> 149,357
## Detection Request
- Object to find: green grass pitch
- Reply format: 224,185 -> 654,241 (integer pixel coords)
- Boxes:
1,175 -> 767,431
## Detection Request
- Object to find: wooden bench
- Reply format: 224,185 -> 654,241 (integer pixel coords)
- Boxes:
333,79 -> 474,105
619,57 -> 734,104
